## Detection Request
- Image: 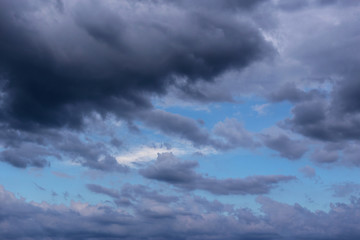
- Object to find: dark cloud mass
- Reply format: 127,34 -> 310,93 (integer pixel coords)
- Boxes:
0,0 -> 272,131
140,153 -> 295,195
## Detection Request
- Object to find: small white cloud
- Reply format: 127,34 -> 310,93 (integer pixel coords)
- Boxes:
252,103 -> 270,115
116,145 -> 185,167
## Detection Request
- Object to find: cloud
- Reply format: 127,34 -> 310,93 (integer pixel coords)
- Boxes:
330,182 -> 360,198
311,147 -> 339,164
140,153 -> 295,195
86,184 -> 121,199
141,112 -> 258,151
213,118 -> 260,149
140,110 -> 214,148
0,0 -> 270,169
262,134 -> 308,160
276,4 -> 360,150
0,143 -> 52,168
116,145 -> 184,167
252,103 -> 270,115
52,171 -> 74,179
0,126 -> 129,171
299,166 -> 316,178
268,83 -> 323,103
3,184 -> 360,240
0,0 -> 273,131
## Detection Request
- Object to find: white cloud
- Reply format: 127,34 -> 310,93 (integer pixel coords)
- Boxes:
252,103 -> 270,115
116,145 -> 185,167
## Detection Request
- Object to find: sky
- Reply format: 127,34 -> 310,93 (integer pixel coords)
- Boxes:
1,0 -> 360,239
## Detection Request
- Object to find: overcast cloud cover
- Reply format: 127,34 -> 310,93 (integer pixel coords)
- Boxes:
1,0 -> 360,239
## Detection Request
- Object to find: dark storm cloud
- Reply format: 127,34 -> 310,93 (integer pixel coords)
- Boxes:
2,184 -> 360,240
0,0 -> 273,131
262,134 -> 308,160
140,153 -> 295,195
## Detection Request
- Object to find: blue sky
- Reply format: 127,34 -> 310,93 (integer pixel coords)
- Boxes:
1,0 -> 360,239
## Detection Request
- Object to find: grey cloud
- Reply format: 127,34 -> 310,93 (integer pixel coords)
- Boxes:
139,153 -> 199,184
286,98 -> 360,142
275,0 -> 310,11
87,184 -> 121,199
52,171 -> 74,179
87,183 -> 178,207
140,110 -> 213,148
3,184 -> 360,240
0,143 -> 52,168
268,83 -> 323,103
299,166 -> 316,178
34,183 -> 46,191
342,144 -> 360,167
169,0 -> 267,11
311,148 -> 339,164
213,118 -> 260,150
55,133 -> 128,172
331,182 -> 360,198
0,125 -> 129,171
140,153 -> 295,195
316,0 -> 360,7
262,134 -> 308,160
170,78 -> 235,103
256,195 -> 360,239
141,111 -> 258,151
121,184 -> 179,204
281,4 -> 360,147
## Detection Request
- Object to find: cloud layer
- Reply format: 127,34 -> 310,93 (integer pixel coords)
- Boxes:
2,184 -> 360,240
